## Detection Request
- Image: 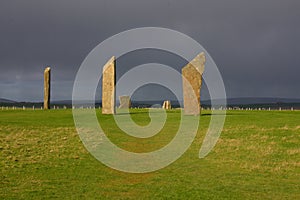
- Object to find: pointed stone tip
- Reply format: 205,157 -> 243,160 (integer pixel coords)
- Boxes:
103,56 -> 116,72
44,67 -> 51,72
108,56 -> 115,62
197,52 -> 206,63
195,52 -> 205,74
183,52 -> 206,75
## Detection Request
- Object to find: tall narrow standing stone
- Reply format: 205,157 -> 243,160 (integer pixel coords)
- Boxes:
119,95 -> 131,109
102,56 -> 116,114
44,67 -> 51,109
182,53 -> 205,115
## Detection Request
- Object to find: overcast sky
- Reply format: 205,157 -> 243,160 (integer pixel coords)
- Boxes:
0,0 -> 299,101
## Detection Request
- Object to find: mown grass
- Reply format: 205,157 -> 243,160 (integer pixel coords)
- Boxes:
0,109 -> 299,199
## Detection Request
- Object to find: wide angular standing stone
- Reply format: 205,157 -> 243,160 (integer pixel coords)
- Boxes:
44,67 -> 51,109
182,53 -> 205,115
102,56 -> 116,114
119,96 -> 131,109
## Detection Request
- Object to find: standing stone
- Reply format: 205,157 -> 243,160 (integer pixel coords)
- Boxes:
162,100 -> 171,109
102,56 -> 116,114
182,53 -> 205,115
119,95 -> 131,109
44,67 -> 51,109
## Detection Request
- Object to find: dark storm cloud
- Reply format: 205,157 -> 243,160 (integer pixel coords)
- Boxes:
0,0 -> 299,101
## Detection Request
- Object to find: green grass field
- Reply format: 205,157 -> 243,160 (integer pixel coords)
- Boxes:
0,109 -> 299,199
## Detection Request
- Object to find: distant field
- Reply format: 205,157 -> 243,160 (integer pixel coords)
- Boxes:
0,109 -> 299,199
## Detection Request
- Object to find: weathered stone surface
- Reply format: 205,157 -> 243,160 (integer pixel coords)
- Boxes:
102,56 -> 116,114
43,67 -> 51,109
119,95 -> 131,109
162,100 -> 171,109
182,53 -> 206,115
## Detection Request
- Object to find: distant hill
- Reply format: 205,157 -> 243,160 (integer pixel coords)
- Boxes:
52,100 -> 73,105
1,97 -> 300,109
0,98 -> 16,103
202,97 -> 300,105
227,97 -> 300,105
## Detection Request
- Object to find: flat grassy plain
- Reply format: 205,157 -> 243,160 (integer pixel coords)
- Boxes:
0,109 -> 299,199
